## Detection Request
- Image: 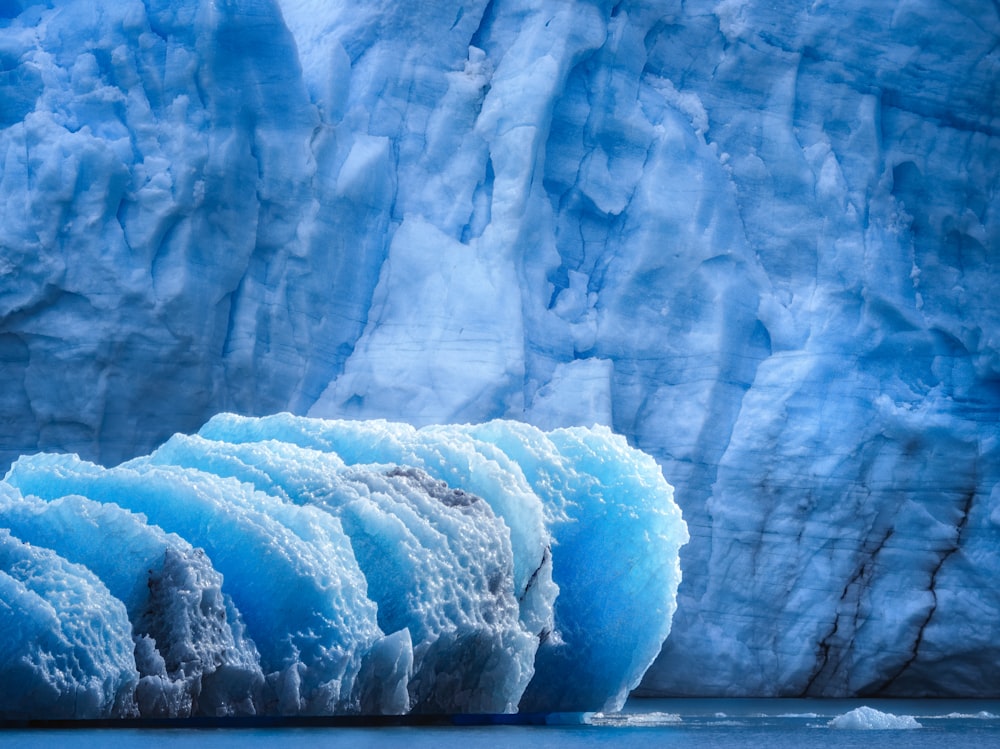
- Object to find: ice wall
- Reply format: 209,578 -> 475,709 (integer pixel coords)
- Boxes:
0,0 -> 997,697
0,416 -> 686,718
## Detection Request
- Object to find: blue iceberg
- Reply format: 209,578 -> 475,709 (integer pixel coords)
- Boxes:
1,416 -> 687,719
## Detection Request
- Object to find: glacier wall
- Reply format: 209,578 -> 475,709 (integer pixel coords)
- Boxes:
1,0 -> 998,697
0,416 -> 686,717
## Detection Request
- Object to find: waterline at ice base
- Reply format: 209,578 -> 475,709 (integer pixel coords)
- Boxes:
0,416 -> 687,720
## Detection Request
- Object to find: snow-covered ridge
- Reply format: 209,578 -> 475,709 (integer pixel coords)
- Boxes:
0,0 -> 998,697
0,415 -> 686,718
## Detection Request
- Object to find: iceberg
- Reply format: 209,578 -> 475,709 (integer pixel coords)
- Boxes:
0,0 -> 997,699
828,706 -> 922,730
0,416 -> 687,719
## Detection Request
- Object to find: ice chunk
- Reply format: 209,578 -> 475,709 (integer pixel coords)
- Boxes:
828,706 -> 922,730
354,628 -> 413,715
197,414 -> 687,712
587,711 -> 683,727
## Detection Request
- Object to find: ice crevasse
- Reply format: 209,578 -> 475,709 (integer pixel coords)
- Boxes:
0,415 -> 688,719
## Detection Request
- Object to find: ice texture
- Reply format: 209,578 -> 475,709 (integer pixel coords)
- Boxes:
0,0 -> 998,698
0,417 -> 686,718
0,525 -> 138,719
6,453 -> 389,716
141,432 -> 537,714
0,485 -> 262,717
193,414 -> 685,712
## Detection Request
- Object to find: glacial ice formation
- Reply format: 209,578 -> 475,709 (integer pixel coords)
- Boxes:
827,706 -> 922,730
0,0 -> 998,698
0,416 -> 687,719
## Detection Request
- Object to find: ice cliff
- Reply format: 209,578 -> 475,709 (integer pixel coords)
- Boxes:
0,416 -> 686,717
1,0 -> 998,699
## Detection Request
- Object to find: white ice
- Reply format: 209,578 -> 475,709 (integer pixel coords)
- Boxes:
827,706 -> 922,730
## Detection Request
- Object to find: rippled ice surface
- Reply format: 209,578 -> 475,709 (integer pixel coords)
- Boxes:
2,700 -> 1000,748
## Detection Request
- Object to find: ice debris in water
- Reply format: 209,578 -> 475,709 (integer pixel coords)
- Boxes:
942,712 -> 997,719
0,415 -> 687,719
587,711 -> 683,727
827,706 -> 922,730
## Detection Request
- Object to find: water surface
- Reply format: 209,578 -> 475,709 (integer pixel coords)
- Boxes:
2,699 -> 999,748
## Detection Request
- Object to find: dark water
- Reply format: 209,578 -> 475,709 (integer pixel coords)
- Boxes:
2,699 -> 999,748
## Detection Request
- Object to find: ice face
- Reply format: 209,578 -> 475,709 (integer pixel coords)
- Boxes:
0,417 -> 686,718
0,520 -> 138,719
0,0 -> 997,700
194,413 -> 687,712
141,433 -> 537,714
0,487 -> 262,717
458,421 -> 685,712
7,452 -> 387,715
195,413 -> 558,644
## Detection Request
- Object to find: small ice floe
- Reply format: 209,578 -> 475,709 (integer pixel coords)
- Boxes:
941,711 -> 997,719
777,713 -> 820,718
828,706 -> 921,729
587,711 -> 683,727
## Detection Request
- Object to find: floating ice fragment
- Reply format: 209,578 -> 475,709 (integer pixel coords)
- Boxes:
941,711 -> 998,719
828,706 -> 922,729
587,711 -> 683,727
